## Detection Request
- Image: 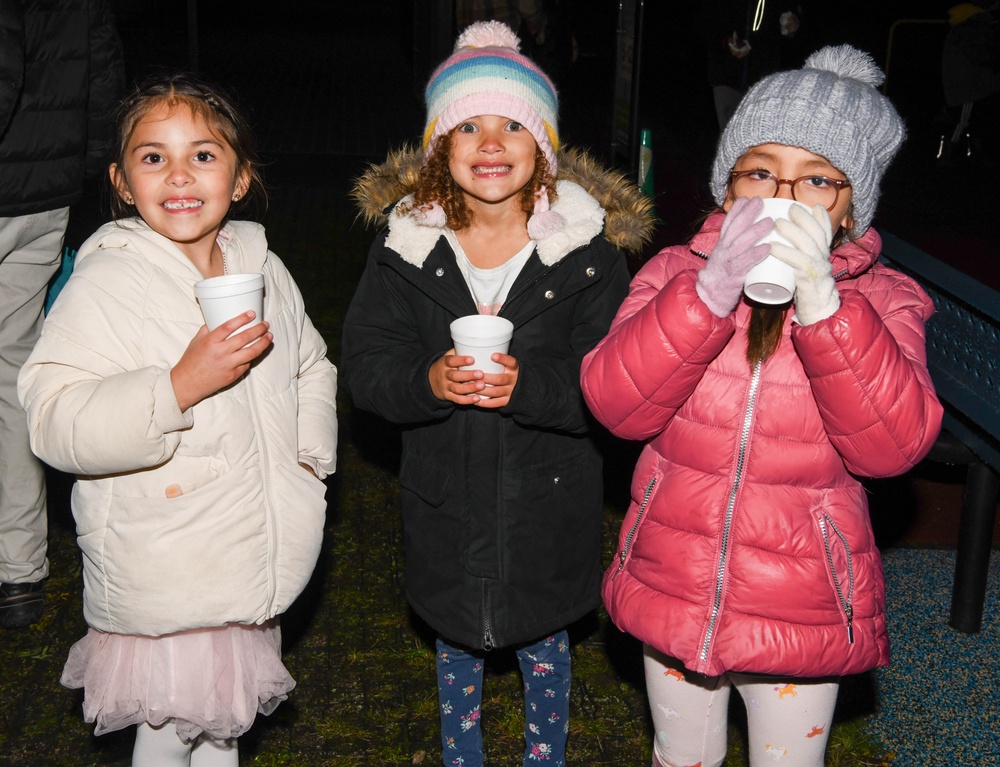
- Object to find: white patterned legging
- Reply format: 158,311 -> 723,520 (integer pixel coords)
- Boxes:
643,644 -> 839,767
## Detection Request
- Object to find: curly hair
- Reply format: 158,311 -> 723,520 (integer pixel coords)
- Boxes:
409,128 -> 557,231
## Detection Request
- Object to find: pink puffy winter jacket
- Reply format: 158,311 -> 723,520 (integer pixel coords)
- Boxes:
580,213 -> 943,678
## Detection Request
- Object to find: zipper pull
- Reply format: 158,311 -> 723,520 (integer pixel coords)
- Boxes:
846,605 -> 854,644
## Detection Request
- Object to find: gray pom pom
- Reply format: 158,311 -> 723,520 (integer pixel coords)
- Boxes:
804,44 -> 885,88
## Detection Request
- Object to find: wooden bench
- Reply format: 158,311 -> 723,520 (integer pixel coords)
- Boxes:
880,232 -> 1000,633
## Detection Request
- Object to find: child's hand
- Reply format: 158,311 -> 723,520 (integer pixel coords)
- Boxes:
472,352 -> 519,409
770,203 -> 840,325
170,312 -> 272,411
695,196 -> 773,317
429,349 -> 486,403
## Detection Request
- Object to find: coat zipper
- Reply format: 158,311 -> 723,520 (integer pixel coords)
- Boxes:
226,243 -> 278,615
482,579 -> 495,651
699,359 -> 762,663
614,476 -> 657,576
481,244 -> 589,652
818,514 -> 855,643
245,374 -> 279,614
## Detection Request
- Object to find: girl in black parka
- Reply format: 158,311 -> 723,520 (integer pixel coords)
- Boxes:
342,20 -> 653,767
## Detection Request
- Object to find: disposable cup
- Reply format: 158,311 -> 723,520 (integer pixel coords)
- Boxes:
450,315 -> 514,397
742,198 -> 808,305
193,273 -> 264,334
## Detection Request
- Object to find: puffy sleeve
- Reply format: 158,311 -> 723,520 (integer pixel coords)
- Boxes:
341,237 -> 458,426
274,256 -> 338,479
790,269 -> 943,477
581,249 -> 736,441
17,252 -> 192,476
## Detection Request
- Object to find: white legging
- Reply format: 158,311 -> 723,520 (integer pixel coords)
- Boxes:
133,721 -> 238,767
643,645 -> 839,767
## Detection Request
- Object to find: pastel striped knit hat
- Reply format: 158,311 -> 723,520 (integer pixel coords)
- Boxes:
423,21 -> 559,176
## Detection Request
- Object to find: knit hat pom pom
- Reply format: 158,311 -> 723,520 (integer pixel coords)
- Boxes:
526,187 -> 566,239
804,44 -> 884,88
415,201 -> 447,228
455,20 -> 521,52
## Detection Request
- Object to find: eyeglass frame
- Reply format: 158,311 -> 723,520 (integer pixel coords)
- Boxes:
728,170 -> 852,212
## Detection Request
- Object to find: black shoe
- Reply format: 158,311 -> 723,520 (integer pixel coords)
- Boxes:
0,580 -> 45,629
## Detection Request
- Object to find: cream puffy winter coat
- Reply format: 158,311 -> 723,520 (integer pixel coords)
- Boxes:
18,218 -> 337,636
581,214 -> 942,678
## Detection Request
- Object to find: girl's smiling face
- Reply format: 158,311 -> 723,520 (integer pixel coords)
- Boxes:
447,115 -> 537,214
725,143 -> 855,233
110,101 -> 249,263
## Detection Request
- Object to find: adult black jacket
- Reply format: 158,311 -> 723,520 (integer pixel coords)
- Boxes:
0,0 -> 124,216
343,149 -> 655,650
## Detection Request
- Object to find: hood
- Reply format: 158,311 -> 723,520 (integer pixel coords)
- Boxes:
692,211 -> 882,280
351,146 -> 656,257
77,218 -> 270,279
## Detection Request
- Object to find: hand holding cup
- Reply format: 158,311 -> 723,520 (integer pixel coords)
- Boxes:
435,315 -> 515,404
194,273 -> 264,334
741,198 -> 816,305
171,312 -> 272,411
769,203 -> 841,325
696,196 -> 773,318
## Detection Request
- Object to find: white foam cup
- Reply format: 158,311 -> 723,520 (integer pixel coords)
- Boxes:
449,315 -> 514,398
742,197 -> 808,305
193,273 -> 264,334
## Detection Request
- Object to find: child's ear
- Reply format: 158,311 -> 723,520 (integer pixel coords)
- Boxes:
234,168 -> 251,201
722,189 -> 735,213
109,164 -> 130,201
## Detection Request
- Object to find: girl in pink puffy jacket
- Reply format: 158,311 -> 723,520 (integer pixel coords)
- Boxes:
580,46 -> 943,766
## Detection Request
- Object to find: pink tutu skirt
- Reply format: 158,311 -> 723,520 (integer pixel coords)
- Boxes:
61,621 -> 294,741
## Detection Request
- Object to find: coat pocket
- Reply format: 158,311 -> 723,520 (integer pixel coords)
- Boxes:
399,448 -> 453,508
611,472 -> 660,579
816,512 -> 856,644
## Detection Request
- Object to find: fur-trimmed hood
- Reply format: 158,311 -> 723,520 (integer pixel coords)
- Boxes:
352,146 -> 656,265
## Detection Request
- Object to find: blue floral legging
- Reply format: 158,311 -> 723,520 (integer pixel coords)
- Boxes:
435,631 -> 571,767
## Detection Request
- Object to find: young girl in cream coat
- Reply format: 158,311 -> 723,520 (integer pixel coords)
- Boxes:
18,74 -> 337,766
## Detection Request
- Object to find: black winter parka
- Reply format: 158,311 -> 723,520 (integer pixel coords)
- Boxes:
343,152 -> 654,650
0,0 -> 124,216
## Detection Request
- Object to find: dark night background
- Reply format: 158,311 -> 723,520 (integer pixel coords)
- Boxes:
98,0 -> 998,290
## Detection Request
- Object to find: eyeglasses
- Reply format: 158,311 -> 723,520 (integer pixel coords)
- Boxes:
728,170 -> 851,211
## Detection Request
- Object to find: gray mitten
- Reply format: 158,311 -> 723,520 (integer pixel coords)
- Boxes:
771,203 -> 841,325
695,196 -> 773,318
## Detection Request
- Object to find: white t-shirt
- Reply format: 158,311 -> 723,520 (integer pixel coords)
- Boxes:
446,230 -> 534,316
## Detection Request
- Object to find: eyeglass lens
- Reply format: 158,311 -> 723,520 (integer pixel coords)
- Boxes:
732,173 -> 841,210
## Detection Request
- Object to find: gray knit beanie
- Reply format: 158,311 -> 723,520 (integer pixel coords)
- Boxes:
710,45 -> 906,234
